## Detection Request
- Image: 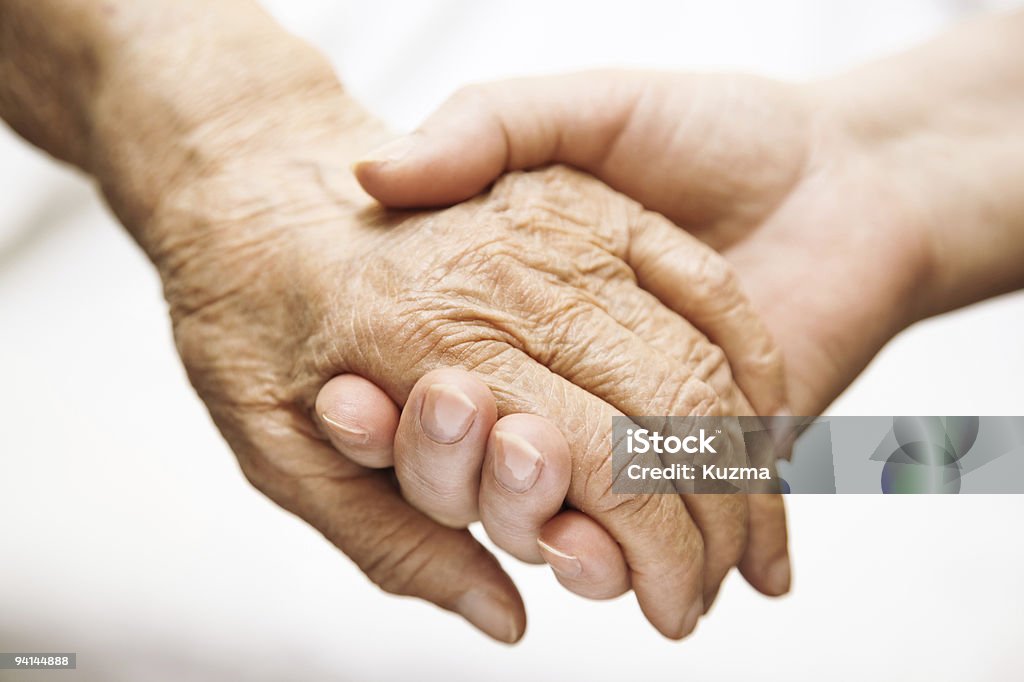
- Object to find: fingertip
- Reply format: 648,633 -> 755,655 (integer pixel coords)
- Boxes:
351,158 -> 385,200
537,511 -> 630,601
295,456 -> 525,645
352,133 -> 431,207
354,92 -> 513,208
414,368 -> 498,440
355,161 -> 494,209
743,554 -> 792,597
479,414 -> 571,562
739,493 -> 791,597
491,414 -> 571,495
766,555 -> 793,596
352,158 -> 421,208
455,588 -> 527,644
315,374 -> 400,468
645,597 -> 703,641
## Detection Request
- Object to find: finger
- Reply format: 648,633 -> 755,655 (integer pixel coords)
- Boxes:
353,72 -> 647,208
538,511 -> 630,600
377,341 -> 708,637
393,368 -> 498,528
681,494 -> 748,610
600,277 -> 751,414
343,245 -> 723,637
626,210 -> 788,417
315,374 -> 400,468
353,71 -> 796,242
596,277 -> 760,611
478,414 -> 571,563
236,427 -> 525,643
462,347 -> 708,639
495,170 -> 785,418
738,493 -> 791,597
598,237 -> 793,609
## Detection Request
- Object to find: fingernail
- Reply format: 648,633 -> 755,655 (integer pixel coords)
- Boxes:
537,538 -> 583,579
766,556 -> 792,595
456,590 -> 519,643
420,384 -> 477,444
320,411 -> 371,445
358,134 -> 418,167
493,432 -> 543,493
682,599 -> 703,636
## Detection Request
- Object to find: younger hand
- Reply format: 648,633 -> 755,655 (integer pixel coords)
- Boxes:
353,70 -> 934,416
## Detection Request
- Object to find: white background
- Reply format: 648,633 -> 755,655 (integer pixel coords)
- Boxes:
2,2 -> 1023,680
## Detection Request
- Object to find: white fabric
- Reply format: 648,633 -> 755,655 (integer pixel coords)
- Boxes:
2,2 -> 1023,679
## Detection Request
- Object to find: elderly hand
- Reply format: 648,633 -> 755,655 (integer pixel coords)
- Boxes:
151,137 -> 788,638
2,0 -> 789,642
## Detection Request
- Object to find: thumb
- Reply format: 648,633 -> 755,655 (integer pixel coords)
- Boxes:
314,472 -> 528,643
236,427 -> 526,643
354,71 -> 647,207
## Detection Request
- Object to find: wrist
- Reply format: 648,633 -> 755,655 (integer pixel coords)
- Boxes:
81,1 -> 385,255
801,76 -> 935,332
811,13 -> 1024,322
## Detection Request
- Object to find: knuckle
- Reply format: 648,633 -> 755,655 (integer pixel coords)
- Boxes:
480,510 -> 535,560
362,527 -> 442,598
688,247 -> 742,303
530,297 -> 601,366
578,443 -> 668,524
585,484 -> 662,523
496,168 -> 629,253
707,496 -> 750,566
685,342 -> 733,389
398,468 -> 479,529
679,532 -> 707,586
581,478 -> 707,585
344,264 -> 521,379
399,299 -> 517,370
573,427 -> 627,512
721,524 -> 749,567
654,373 -> 725,418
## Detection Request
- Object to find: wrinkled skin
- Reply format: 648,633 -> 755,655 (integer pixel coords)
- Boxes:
327,69 -> 946,626
7,0 -> 1022,649
149,143 -> 783,639
354,71 -> 937,417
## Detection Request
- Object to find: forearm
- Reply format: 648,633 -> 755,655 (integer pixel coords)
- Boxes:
821,10 -> 1024,320
0,0 -> 380,252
